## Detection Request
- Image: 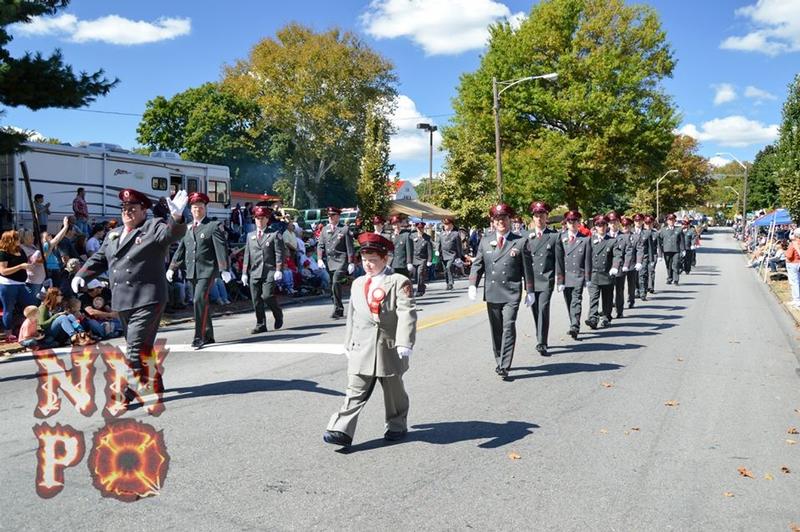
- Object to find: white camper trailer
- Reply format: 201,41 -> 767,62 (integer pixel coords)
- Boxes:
0,142 -> 231,231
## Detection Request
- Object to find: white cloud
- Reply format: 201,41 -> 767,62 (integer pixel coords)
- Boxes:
11,13 -> 190,45
713,83 -> 737,105
388,95 -> 442,160
720,0 -> 800,55
677,115 -> 779,147
361,0 -> 525,55
5,126 -> 47,143
708,156 -> 732,168
744,85 -> 777,101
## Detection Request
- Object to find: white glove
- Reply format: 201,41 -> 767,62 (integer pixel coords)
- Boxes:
622,266 -> 629,272
221,271 -> 233,283
681,251 -> 686,257
657,256 -> 663,263
397,346 -> 412,359
468,285 -> 477,300
557,284 -> 565,293
635,263 -> 642,271
426,261 -> 432,267
435,251 -> 440,257
586,281 -> 592,288
167,190 -> 188,218
609,267 -> 618,276
166,269 -> 174,282
71,276 -> 85,294
406,263 -> 413,271
274,270 -> 283,281
241,273 -> 249,285
524,293 -> 535,307
347,263 -> 355,275
317,259 -> 325,269
691,245 -> 696,250
454,258 -> 463,268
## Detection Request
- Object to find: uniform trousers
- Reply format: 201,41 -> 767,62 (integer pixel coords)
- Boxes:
563,285 -> 584,330
613,275 -> 626,315
412,264 -> 427,295
529,288 -> 552,347
190,276 -> 215,342
250,272 -> 283,327
663,252 -> 681,283
327,372 -> 409,437
118,302 -> 165,371
328,267 -> 348,313
393,267 -> 411,279
487,300 -> 520,371
683,250 -> 694,274
443,259 -> 456,289
647,259 -> 657,292
638,259 -> 650,297
587,282 -> 613,324
626,270 -> 638,305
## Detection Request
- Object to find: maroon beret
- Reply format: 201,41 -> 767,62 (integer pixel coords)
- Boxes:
529,201 -> 551,214
326,206 -> 341,215
666,213 -> 677,221
188,192 -> 210,205
253,205 -> 273,218
620,216 -> 633,226
118,188 -> 152,210
564,210 -> 581,221
633,213 -> 644,222
358,232 -> 394,254
644,214 -> 654,224
593,214 -> 608,225
489,203 -> 515,218
442,216 -> 455,224
389,214 -> 405,224
372,215 -> 386,225
414,221 -> 426,229
606,210 -> 620,222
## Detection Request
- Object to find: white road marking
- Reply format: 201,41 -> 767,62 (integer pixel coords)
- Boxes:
36,342 -> 346,356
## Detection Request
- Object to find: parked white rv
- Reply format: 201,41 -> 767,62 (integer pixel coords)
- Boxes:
0,142 -> 231,231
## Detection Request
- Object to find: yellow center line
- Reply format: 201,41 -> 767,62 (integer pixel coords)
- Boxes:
417,303 -> 486,331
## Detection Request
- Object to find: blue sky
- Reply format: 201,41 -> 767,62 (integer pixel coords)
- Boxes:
5,0 -> 798,188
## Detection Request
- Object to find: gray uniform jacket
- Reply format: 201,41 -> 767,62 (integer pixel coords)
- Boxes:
390,230 -> 414,269
243,229 -> 285,280
437,230 -> 464,260
627,230 -> 646,265
524,227 -> 564,290
658,226 -> 684,254
317,225 -> 355,271
561,232 -> 592,288
590,234 -> 622,285
78,216 -> 187,312
649,228 -> 660,256
469,232 -> 533,304
170,217 -> 228,279
344,270 -> 417,377
635,228 -> 656,263
682,230 -> 696,250
411,233 -> 433,265
610,231 -> 632,275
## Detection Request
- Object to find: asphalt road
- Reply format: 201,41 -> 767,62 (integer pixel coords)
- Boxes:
2,228 -> 799,530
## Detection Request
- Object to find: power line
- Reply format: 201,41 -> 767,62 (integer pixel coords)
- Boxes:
65,108 -> 455,122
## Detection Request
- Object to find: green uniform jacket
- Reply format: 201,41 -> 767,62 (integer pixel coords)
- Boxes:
170,217 -> 228,280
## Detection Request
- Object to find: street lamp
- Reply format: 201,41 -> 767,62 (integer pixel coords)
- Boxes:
725,185 -> 741,218
416,123 -> 438,202
716,152 -> 748,227
493,72 -> 558,201
656,169 -> 678,222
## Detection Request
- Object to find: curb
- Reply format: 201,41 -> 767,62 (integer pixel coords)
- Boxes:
160,293 -> 330,326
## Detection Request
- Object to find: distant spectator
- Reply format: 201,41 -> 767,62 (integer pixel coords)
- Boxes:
38,287 -> 93,346
41,217 -> 71,287
786,229 -> 800,308
34,194 -> 50,233
60,258 -> 82,300
72,187 -> 89,235
231,203 -> 244,235
57,226 -> 79,261
153,197 -> 170,221
0,230 -> 38,342
74,234 -> 88,261
86,223 -> 105,255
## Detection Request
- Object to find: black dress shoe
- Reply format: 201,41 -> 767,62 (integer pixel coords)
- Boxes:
600,319 -> 610,328
274,314 -> 283,330
615,312 -> 623,319
674,281 -> 679,286
568,327 -> 579,340
641,295 -> 648,301
331,310 -> 344,319
585,319 -> 598,330
648,288 -> 655,294
323,430 -> 352,447
536,344 -> 550,357
191,338 -> 203,349
250,325 -> 267,334
496,368 -> 510,380
628,301 -> 634,309
666,280 -> 673,285
384,430 -> 407,441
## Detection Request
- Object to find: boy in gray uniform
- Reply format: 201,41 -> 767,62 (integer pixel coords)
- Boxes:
389,214 -> 414,279
242,205 -> 285,333
631,213 -> 654,301
559,210 -> 592,339
410,221 -> 432,296
645,215 -> 660,293
436,216 -> 464,290
620,216 -> 643,309
317,207 -> 356,319
607,211 -> 631,319
658,213 -> 684,285
468,204 -> 534,380
585,215 -> 621,329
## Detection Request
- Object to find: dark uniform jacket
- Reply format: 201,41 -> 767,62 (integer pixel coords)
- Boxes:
524,227 -> 564,291
390,230 -> 414,269
682,229 -> 696,250
561,232 -> 592,288
78,217 -> 187,312
411,232 -> 433,265
590,233 -> 622,286
317,225 -> 355,271
627,230 -> 647,265
437,230 -> 464,260
610,231 -> 632,275
635,228 -> 656,263
243,228 -> 285,280
658,225 -> 684,254
170,217 -> 228,280
648,227 -> 660,257
469,231 -> 533,304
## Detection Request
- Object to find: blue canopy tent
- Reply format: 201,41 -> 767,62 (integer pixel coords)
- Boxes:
752,209 -> 792,227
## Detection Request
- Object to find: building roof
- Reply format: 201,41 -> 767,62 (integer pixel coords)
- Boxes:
393,180 -> 409,191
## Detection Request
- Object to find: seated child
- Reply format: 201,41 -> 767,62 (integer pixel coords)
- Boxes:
83,295 -> 123,338
18,305 -> 55,350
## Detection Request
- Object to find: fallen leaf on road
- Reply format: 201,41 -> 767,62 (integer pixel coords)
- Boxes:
631,427 -> 640,431
677,357 -> 684,362
664,400 -> 679,407
794,408 -> 800,415
728,340 -> 740,344
737,467 -> 754,478
781,466 -> 791,474
787,439 -> 798,445
791,524 -> 800,532
788,427 -> 799,435
599,428 -> 608,434
723,492 -> 734,497
765,473 -> 774,480
508,451 -> 521,460
601,382 -> 614,388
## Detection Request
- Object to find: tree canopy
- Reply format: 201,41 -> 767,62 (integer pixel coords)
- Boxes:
779,75 -> 800,223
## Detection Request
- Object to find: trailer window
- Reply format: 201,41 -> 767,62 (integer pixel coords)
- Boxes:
152,177 -> 167,191
187,178 -> 199,194
209,180 -> 229,204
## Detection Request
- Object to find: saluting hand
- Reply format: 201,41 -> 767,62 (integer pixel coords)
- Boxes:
241,273 -> 249,285
524,293 -> 535,307
347,263 -> 355,275
71,276 -> 85,294
165,269 -> 175,283
467,285 -> 477,300
274,270 -> 283,282
167,190 -> 188,220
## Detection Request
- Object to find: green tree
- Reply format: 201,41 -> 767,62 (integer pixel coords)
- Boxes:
356,104 -> 394,230
706,162 -> 746,220
748,144 -> 780,211
136,82 -> 279,193
440,0 -> 678,218
223,23 -> 397,207
0,1 -> 116,154
645,134 -> 712,216
779,74 -> 800,222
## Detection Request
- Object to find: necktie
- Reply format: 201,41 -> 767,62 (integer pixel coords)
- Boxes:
364,276 -> 372,301
497,235 -> 504,248
257,230 -> 262,240
569,234 -> 575,244
537,231 -> 542,239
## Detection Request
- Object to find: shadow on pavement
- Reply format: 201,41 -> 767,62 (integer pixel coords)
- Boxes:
162,378 -> 344,404
634,304 -> 687,311
651,296 -> 695,301
213,332 -> 323,345
287,323 -> 346,331
625,313 -> 681,320
677,282 -> 715,286
509,361 -> 624,379
342,420 -> 539,453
